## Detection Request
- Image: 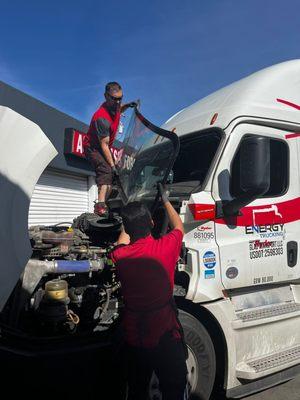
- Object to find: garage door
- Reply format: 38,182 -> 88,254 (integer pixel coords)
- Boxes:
28,168 -> 91,226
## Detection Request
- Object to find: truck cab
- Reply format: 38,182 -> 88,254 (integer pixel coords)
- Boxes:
1,60 -> 300,399
157,59 -> 300,399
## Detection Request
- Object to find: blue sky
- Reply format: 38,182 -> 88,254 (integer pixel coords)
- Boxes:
1,0 -> 300,126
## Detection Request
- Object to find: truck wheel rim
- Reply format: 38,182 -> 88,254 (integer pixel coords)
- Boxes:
149,346 -> 198,399
186,345 -> 198,392
149,374 -> 161,400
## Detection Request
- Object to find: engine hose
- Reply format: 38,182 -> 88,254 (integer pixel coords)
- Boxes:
56,260 -> 90,273
67,309 -> 80,325
9,259 -> 105,327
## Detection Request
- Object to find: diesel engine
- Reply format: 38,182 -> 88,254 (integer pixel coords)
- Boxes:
2,213 -> 123,338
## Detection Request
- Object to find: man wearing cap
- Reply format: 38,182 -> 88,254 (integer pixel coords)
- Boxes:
84,82 -> 136,216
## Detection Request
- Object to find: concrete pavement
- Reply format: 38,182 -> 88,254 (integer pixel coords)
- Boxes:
240,374 -> 300,400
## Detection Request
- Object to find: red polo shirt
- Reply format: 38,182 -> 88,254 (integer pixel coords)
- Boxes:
110,229 -> 183,348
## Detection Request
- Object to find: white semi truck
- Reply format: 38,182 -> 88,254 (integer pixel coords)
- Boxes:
1,60 -> 300,399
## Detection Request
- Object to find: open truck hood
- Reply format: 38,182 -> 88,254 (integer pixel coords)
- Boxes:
0,106 -> 57,311
114,108 -> 180,210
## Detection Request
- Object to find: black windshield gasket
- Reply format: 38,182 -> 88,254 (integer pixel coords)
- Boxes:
134,108 -> 180,213
134,108 -> 180,154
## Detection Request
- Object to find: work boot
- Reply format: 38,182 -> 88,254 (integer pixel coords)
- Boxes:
94,201 -> 108,217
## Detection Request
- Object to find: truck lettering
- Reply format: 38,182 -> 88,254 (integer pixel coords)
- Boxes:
249,240 -> 283,259
245,223 -> 284,235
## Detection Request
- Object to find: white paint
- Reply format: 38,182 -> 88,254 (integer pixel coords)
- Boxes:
163,60 -> 300,135
0,106 -> 57,311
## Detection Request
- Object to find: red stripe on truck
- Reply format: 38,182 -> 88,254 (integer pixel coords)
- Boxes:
277,98 -> 300,111
189,197 -> 300,226
285,133 -> 300,139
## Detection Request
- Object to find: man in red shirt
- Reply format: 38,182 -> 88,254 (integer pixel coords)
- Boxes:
84,82 -> 136,216
111,184 -> 188,400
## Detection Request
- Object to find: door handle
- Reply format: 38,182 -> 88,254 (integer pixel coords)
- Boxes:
287,241 -> 298,268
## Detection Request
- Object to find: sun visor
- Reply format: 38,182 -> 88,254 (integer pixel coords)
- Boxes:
0,106 -> 57,312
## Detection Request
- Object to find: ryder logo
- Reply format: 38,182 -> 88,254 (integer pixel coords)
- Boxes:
197,226 -> 212,231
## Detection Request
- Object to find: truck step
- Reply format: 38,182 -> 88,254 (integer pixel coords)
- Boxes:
236,345 -> 300,380
233,302 -> 300,329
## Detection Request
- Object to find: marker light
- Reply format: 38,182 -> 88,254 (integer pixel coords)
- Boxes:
188,203 -> 216,220
210,113 -> 218,125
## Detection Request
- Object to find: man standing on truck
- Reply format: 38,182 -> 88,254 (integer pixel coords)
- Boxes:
84,82 -> 136,216
110,183 -> 188,400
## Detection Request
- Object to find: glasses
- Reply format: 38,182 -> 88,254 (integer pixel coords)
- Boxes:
107,93 -> 123,102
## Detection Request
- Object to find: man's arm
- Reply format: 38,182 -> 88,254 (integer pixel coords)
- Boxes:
110,228 -> 130,265
94,118 -> 115,167
116,227 -> 130,245
158,183 -> 184,234
100,136 -> 115,167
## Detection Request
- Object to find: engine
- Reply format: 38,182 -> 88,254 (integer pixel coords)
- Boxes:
3,213 -> 123,338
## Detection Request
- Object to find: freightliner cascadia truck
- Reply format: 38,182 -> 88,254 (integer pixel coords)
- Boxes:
1,60 -> 300,399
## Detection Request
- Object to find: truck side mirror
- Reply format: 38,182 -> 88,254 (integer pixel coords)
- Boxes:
223,136 -> 270,216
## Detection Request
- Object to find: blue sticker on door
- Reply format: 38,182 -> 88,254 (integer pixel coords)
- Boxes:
203,251 -> 216,269
205,270 -> 215,279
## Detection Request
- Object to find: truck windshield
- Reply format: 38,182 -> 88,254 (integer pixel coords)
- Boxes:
113,109 -> 179,203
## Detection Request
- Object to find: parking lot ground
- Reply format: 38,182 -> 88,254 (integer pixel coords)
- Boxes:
1,347 -> 300,399
239,374 -> 300,400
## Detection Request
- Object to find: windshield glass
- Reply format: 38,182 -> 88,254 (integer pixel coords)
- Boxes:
113,109 -> 179,204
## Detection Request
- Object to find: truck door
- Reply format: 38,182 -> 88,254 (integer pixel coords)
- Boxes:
212,123 -> 300,289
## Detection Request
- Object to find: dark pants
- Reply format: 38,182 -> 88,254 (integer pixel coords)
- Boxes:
122,332 -> 188,400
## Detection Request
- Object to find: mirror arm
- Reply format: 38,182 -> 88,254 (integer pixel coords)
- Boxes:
217,189 -> 262,218
215,200 -> 243,218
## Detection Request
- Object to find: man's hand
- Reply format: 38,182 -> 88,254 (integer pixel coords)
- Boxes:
116,226 -> 130,245
128,101 -> 138,108
121,101 -> 139,113
112,165 -> 119,178
111,165 -> 119,177
158,182 -> 170,204
158,182 -> 184,234
111,165 -> 117,174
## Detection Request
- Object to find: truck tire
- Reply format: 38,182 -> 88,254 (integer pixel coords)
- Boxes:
179,310 -> 216,400
149,310 -> 217,400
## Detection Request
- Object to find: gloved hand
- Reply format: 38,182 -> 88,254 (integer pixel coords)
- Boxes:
128,101 -> 138,108
111,165 -> 119,178
157,182 -> 170,204
121,100 -> 140,113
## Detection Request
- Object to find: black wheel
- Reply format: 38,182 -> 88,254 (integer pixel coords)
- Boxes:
179,310 -> 216,400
